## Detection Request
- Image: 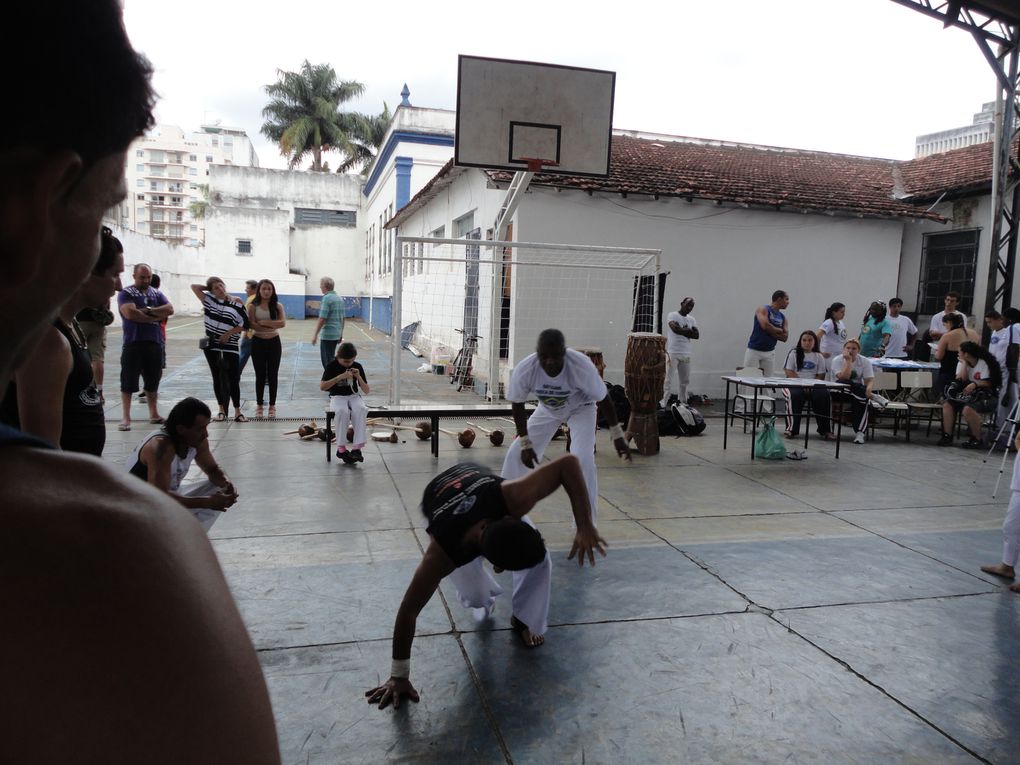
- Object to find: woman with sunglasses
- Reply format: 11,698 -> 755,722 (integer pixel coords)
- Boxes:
858,301 -> 893,358
191,277 -> 248,422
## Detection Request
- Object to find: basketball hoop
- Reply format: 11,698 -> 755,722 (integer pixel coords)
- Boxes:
519,157 -> 559,173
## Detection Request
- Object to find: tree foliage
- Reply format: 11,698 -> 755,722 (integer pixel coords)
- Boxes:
261,61 -> 387,173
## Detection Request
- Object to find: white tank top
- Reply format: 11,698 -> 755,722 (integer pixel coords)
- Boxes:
126,429 -> 196,492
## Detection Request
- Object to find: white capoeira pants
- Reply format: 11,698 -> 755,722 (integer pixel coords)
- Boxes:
445,401 -> 600,636
663,353 -> 691,405
176,478 -> 224,532
1003,492 -> 1020,567
446,515 -> 553,635
330,393 -> 368,448
502,401 -> 599,523
743,348 -> 776,378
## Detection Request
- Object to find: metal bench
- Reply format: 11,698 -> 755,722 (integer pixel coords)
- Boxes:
324,403 -> 532,460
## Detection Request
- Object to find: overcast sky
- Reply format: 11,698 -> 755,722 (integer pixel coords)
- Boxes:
123,0 -> 999,171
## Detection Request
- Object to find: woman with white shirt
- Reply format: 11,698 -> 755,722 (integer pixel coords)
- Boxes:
829,338 -> 884,444
782,331 -> 834,440
940,341 -> 1002,448
816,302 -> 847,359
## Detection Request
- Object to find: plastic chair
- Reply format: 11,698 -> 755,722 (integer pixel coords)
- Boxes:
868,370 -> 908,439
731,366 -> 775,432
902,370 -> 941,440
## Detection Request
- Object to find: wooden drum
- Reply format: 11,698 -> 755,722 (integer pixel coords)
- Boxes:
575,347 -> 605,378
624,333 -> 666,414
624,332 -> 666,456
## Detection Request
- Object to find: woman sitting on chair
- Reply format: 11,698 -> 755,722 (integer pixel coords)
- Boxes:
781,330 -> 834,440
934,313 -> 981,396
940,341 -> 1002,448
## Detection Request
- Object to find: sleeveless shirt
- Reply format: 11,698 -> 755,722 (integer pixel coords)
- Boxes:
421,462 -> 508,567
747,305 -> 785,352
127,429 -> 197,491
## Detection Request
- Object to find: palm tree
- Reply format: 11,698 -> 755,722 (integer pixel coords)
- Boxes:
336,102 -> 392,174
261,61 -> 365,171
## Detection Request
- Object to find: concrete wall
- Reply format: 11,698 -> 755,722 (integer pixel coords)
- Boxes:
111,224 -> 209,319
897,193 -> 988,333
207,166 -> 364,316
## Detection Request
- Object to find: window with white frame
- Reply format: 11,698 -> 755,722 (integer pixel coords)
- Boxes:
136,149 -> 144,157
236,239 -> 253,256
453,212 -> 475,238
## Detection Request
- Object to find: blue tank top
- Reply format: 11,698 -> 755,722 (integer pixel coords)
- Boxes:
0,423 -> 53,450
748,306 -> 785,351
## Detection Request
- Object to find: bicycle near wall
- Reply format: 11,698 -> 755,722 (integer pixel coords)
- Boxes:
450,328 -> 481,392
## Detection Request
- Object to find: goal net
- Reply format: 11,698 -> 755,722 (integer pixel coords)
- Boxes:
391,236 -> 661,403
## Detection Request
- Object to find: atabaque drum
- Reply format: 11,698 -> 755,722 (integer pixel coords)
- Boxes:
575,347 -> 605,379
624,332 -> 666,414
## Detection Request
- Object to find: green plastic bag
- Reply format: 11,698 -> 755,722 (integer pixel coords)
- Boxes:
754,417 -> 787,460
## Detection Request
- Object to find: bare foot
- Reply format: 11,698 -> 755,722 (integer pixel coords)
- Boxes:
980,563 -> 1016,580
510,615 -> 545,648
1010,582 -> 1020,593
255,406 -> 264,418
268,405 -> 276,419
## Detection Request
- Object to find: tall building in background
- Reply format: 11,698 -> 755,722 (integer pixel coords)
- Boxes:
914,102 -> 996,157
119,123 -> 259,247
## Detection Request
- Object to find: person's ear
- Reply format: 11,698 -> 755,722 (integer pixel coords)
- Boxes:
0,150 -> 83,286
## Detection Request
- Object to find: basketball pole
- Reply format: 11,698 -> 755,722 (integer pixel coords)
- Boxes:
489,163 -> 541,401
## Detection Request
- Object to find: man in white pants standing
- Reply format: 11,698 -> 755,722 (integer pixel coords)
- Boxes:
504,329 -> 631,525
743,290 -> 790,377
980,430 -> 1020,594
662,296 -> 698,407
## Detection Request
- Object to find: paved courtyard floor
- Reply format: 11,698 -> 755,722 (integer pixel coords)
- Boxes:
99,319 -> 1020,764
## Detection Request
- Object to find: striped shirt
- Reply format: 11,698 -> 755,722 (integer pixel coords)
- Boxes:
202,293 -> 246,354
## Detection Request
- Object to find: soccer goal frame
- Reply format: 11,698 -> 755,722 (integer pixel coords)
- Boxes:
391,236 -> 661,405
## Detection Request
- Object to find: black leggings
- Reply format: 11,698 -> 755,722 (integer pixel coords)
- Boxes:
203,349 -> 240,410
251,335 -> 282,406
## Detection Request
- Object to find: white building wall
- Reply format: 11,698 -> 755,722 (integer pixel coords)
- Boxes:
897,193 -> 989,329
207,166 -> 364,314
515,188 -> 906,396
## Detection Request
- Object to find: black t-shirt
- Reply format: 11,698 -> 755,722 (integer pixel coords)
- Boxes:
421,463 -> 508,567
322,360 -> 366,396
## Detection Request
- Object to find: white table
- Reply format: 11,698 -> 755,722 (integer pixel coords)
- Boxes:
721,376 -> 850,459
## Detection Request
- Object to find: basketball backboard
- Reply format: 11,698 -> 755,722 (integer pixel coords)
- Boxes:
455,55 -> 615,178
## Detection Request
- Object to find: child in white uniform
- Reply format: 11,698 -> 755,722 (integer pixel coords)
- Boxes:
321,342 -> 370,464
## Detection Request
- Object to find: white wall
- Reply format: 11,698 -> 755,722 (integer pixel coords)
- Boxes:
516,187 -> 907,396
207,166 -> 364,305
897,193 -> 988,330
111,224 -> 209,318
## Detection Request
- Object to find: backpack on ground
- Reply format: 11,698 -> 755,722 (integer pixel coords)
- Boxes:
657,407 -> 680,436
670,402 -> 706,436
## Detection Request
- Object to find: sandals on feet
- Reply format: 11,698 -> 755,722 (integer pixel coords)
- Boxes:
148,416 -> 165,424
234,413 -> 248,423
117,422 -> 131,431
268,406 -> 276,419
255,406 -> 264,418
214,411 -> 227,422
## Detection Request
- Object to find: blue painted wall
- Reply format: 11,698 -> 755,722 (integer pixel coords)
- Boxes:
369,297 -> 392,335
395,156 -> 413,210
303,295 -> 363,319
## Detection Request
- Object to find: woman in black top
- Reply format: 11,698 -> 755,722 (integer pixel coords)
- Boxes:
0,227 -> 124,455
320,342 -> 370,463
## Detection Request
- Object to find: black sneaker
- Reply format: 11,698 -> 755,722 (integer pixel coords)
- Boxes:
351,449 -> 364,463
336,449 -> 355,464
961,437 -> 983,449
937,433 -> 953,446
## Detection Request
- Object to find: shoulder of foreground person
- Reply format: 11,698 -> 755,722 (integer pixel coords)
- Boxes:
0,448 -> 281,765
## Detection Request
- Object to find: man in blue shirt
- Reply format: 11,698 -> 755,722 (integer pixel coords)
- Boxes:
311,276 -> 344,368
743,290 -> 790,377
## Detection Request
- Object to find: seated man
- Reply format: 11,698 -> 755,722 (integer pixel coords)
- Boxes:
127,397 -> 238,531
365,455 -> 606,710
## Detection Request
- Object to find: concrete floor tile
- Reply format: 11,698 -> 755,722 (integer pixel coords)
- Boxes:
261,636 -> 505,764
780,595 -> 1020,764
463,613 -> 978,764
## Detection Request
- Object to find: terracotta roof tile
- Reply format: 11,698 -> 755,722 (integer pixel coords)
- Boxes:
389,133 -> 1017,229
485,134 -> 943,221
